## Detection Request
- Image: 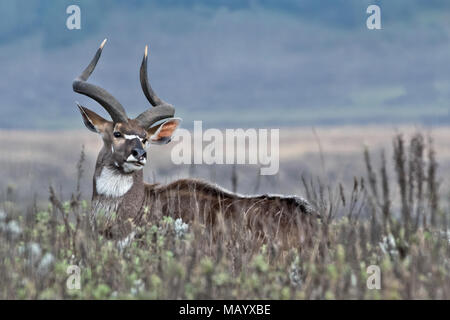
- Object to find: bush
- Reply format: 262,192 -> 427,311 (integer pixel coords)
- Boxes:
0,132 -> 448,299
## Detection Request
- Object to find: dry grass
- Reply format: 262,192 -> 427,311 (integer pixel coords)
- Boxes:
0,129 -> 449,299
0,126 -> 448,204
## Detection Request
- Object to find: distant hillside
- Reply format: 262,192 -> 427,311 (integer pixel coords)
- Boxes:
2,1 -> 450,48
0,1 -> 449,129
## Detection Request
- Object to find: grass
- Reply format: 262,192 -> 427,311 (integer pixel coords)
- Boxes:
0,131 -> 449,299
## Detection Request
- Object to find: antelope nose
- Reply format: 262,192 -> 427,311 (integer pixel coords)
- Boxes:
132,148 -> 146,159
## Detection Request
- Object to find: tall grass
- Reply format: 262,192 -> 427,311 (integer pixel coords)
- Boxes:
0,132 -> 448,299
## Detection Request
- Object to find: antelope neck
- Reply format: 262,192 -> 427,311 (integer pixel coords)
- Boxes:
95,165 -> 143,198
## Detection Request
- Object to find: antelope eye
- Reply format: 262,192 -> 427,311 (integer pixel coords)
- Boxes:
113,132 -> 122,138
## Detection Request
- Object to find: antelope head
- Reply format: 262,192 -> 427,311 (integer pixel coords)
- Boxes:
73,39 -> 181,174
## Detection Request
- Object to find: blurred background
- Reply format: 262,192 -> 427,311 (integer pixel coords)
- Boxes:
0,0 -> 449,204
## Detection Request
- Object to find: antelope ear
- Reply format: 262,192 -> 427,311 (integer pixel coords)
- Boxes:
147,118 -> 181,145
76,103 -> 110,133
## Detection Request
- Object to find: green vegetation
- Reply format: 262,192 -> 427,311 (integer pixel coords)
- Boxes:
0,132 -> 448,299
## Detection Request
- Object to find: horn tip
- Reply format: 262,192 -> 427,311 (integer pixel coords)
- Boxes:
100,38 -> 107,49
145,45 -> 148,58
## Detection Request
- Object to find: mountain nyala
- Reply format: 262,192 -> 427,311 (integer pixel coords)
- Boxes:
73,39 -> 319,247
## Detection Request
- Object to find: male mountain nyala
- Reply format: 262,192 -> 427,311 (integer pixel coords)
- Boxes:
73,39 -> 319,247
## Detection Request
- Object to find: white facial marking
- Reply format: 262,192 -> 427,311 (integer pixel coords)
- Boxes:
126,154 -> 138,162
124,134 -> 143,141
125,154 -> 147,163
96,167 -> 133,197
123,162 -> 144,173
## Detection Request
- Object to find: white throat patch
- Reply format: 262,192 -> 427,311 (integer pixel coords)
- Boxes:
96,167 -> 133,197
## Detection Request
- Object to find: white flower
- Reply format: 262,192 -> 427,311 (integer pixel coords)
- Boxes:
439,230 -> 450,244
37,253 -> 55,275
18,242 -> 42,265
379,234 -> 398,258
174,218 -> 189,239
350,273 -> 357,287
130,279 -> 145,295
289,259 -> 303,288
117,232 -> 136,251
6,220 -> 22,239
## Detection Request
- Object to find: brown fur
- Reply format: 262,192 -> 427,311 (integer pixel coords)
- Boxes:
92,163 -> 318,247
74,40 -> 319,247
